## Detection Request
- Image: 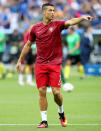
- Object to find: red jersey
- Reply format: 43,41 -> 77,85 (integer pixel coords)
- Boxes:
29,21 -> 66,65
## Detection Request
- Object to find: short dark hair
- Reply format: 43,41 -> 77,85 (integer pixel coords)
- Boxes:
69,26 -> 74,31
42,3 -> 54,11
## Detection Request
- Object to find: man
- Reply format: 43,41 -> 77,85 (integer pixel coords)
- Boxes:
16,3 -> 92,128
18,27 -> 36,86
10,29 -> 23,73
64,27 -> 85,79
80,27 -> 93,65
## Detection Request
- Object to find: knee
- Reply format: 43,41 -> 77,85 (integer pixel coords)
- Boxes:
52,88 -> 60,97
39,87 -> 46,97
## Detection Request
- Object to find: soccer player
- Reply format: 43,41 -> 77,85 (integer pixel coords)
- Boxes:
18,27 -> 35,86
16,3 -> 93,128
64,27 -> 85,79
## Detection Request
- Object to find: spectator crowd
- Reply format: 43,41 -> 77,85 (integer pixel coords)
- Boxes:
0,0 -> 101,31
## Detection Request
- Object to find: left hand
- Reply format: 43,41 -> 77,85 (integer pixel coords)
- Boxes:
83,15 -> 93,21
69,50 -> 74,55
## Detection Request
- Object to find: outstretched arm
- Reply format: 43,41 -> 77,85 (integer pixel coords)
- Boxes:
65,16 -> 93,28
16,40 -> 32,72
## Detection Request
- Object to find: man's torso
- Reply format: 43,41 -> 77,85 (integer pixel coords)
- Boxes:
66,33 -> 80,55
30,21 -> 65,65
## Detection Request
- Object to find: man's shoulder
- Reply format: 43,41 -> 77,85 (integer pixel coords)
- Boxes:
30,22 -> 43,31
32,22 -> 42,28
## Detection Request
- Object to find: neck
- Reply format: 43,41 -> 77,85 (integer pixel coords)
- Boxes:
43,17 -> 52,25
69,32 -> 74,35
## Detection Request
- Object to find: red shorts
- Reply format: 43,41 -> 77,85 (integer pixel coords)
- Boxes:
21,58 -> 25,65
35,65 -> 61,88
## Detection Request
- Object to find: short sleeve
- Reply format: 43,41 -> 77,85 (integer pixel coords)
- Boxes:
28,27 -> 36,42
1,34 -> 5,44
56,21 -> 66,31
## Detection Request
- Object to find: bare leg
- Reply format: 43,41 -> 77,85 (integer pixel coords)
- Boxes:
51,87 -> 63,106
37,86 -> 48,128
26,64 -> 34,85
51,87 -> 67,127
38,86 -> 47,111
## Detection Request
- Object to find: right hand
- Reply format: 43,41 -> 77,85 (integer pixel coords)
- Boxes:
16,61 -> 21,73
82,15 -> 93,21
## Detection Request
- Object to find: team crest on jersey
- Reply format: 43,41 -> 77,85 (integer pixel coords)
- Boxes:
49,27 -> 53,32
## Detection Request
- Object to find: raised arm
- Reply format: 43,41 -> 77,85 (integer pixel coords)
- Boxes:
16,40 -> 32,72
65,16 -> 93,28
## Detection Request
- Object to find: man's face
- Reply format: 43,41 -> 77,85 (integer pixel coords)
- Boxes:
68,28 -> 74,34
43,6 -> 55,20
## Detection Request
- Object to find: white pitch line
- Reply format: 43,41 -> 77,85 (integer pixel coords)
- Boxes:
0,123 -> 101,126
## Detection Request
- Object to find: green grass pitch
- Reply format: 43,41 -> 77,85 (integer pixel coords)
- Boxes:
0,70 -> 101,131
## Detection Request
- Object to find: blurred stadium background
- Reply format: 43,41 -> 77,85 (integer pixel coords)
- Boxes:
0,0 -> 101,131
